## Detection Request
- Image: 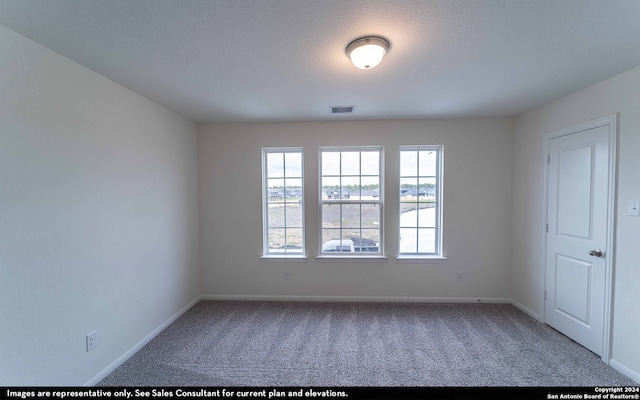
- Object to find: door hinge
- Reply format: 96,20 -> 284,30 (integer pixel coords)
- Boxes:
546,223 -> 549,233
544,290 -> 547,301
547,154 -> 551,164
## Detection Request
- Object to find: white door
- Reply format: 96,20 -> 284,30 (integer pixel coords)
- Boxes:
545,121 -> 613,357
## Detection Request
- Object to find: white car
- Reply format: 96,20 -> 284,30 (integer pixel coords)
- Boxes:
321,239 -> 355,252
321,239 -> 380,253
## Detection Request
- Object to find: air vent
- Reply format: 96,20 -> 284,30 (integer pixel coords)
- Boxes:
330,105 -> 355,114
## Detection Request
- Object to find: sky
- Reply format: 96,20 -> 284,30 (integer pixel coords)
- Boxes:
266,148 -> 439,188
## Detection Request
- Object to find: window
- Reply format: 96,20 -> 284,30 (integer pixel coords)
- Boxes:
399,146 -> 443,257
319,147 -> 383,256
262,148 -> 304,256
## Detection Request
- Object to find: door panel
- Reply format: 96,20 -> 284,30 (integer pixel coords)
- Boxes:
554,254 -> 591,325
557,145 -> 592,238
545,124 -> 609,356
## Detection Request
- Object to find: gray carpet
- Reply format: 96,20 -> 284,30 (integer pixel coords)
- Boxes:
98,300 -> 636,387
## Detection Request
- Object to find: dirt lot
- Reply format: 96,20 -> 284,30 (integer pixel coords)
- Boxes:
266,197 -> 434,250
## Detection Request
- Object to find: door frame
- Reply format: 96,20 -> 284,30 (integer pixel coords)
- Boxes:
540,114 -> 617,363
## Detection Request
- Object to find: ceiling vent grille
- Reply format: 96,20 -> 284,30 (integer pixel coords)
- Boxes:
330,105 -> 355,114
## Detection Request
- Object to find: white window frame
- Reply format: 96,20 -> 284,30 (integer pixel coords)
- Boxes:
397,145 -> 446,262
317,146 -> 385,260
261,147 -> 306,259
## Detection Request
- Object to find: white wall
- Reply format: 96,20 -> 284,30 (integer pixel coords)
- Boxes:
512,66 -> 640,381
0,25 -> 200,385
198,118 -> 514,301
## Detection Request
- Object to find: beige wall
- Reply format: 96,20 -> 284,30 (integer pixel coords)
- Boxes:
512,66 -> 640,381
198,118 -> 514,301
0,25 -> 200,385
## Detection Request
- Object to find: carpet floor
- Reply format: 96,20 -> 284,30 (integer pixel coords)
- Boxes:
98,300 -> 636,387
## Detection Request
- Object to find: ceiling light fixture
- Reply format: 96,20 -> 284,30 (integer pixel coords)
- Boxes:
346,36 -> 390,70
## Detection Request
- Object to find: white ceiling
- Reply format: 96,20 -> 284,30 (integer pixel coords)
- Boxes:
1,0 -> 640,123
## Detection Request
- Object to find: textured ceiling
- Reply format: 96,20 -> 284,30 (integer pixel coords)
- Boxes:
1,0 -> 640,122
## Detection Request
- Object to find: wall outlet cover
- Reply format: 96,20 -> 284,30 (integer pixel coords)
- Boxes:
629,200 -> 640,216
86,331 -> 97,352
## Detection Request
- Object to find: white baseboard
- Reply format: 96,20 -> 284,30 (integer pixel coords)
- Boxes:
200,294 -> 512,304
508,298 -> 540,321
609,359 -> 640,384
84,295 -> 202,386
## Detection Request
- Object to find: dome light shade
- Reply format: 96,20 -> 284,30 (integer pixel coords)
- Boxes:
346,36 -> 390,70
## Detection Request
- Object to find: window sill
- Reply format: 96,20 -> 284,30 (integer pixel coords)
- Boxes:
395,255 -> 447,264
260,255 -> 308,262
315,255 -> 388,262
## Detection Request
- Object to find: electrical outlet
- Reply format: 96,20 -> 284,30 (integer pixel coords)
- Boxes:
86,331 -> 97,352
456,272 -> 464,282
283,272 -> 291,281
629,200 -> 640,216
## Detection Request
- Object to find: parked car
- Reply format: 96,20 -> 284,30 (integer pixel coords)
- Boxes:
322,238 -> 379,253
322,239 -> 355,252
350,236 -> 379,252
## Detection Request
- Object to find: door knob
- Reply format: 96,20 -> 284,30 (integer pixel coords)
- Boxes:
588,249 -> 604,257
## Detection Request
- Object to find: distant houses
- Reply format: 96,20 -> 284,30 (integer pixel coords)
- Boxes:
268,187 -> 434,201
268,189 -> 302,202
401,187 -> 435,197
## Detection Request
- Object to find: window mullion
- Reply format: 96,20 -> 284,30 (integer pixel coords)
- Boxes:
283,179 -> 287,249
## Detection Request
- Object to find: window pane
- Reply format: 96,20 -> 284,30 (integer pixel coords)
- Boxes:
267,153 -> 284,178
341,152 -> 360,175
268,178 -> 284,190
361,151 -> 379,175
341,204 -> 361,228
322,152 -> 340,175
361,203 -> 380,228
417,228 -> 436,253
268,180 -> 284,206
267,191 -> 283,204
418,204 -> 436,228
285,178 -> 302,200
322,176 -> 341,187
285,228 -> 304,251
418,150 -> 437,176
268,205 -> 285,227
322,229 -> 343,246
400,151 -> 418,177
360,176 -> 379,199
400,177 -> 417,198
400,203 -> 419,228
399,228 -> 417,253
285,152 -> 302,177
358,229 -> 380,252
285,204 -> 303,227
322,176 -> 340,200
341,176 -> 359,199
268,228 -> 285,249
419,177 -> 436,199
322,204 -> 341,228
